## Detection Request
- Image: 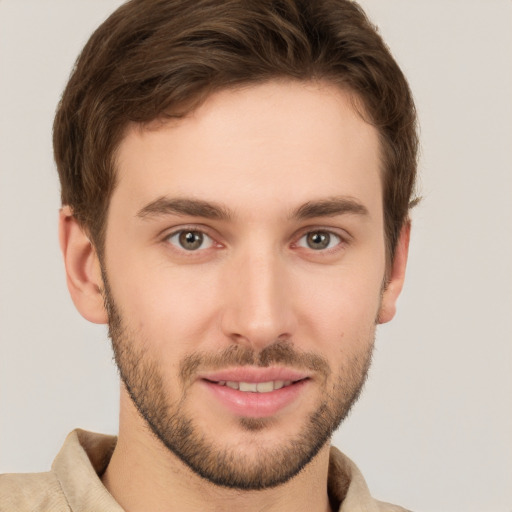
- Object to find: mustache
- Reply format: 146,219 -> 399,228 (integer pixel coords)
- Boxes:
179,340 -> 331,384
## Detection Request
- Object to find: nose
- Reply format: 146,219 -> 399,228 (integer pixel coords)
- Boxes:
220,247 -> 297,349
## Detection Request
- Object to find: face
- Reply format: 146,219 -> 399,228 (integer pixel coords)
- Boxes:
101,80 -> 390,489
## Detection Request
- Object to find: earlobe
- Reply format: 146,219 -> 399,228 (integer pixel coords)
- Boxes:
378,222 -> 411,324
59,206 -> 108,324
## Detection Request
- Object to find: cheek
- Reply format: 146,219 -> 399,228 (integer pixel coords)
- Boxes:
295,264 -> 383,351
106,246 -> 222,351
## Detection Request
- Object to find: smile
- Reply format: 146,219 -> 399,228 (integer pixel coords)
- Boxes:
200,371 -> 310,418
207,380 -> 296,393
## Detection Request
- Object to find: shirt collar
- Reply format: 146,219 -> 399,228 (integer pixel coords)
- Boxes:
52,429 -> 379,512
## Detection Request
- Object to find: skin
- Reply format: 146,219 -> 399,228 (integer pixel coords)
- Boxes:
59,80 -> 409,512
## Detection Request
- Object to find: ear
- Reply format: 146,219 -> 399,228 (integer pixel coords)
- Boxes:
378,222 -> 411,324
59,206 -> 108,324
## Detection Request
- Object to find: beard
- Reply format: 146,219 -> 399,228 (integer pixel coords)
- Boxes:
102,275 -> 375,490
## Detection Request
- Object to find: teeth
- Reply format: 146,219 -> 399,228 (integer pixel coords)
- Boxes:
256,381 -> 274,393
220,380 -> 294,393
239,382 -> 258,392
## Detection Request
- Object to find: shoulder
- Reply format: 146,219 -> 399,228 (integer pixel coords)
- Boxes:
375,500 -> 412,512
0,471 -> 70,512
328,446 -> 413,512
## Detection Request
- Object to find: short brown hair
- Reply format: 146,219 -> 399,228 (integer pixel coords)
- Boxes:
53,0 -> 418,261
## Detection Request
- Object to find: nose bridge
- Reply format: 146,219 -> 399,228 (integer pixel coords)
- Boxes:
221,240 -> 295,347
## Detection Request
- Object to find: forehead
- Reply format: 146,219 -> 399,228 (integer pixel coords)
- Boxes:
113,80 -> 382,220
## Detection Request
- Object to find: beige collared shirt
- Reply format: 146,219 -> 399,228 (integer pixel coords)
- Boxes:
0,429 -> 410,511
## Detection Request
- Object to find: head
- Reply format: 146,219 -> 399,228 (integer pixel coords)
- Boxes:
55,0 -> 418,491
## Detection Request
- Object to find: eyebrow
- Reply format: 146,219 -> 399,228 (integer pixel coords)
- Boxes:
137,195 -> 369,222
137,197 -> 232,220
291,196 -> 369,220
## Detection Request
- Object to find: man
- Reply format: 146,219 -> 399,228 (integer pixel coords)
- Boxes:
0,0 -> 418,510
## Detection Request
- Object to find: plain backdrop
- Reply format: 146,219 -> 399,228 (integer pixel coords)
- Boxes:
0,1 -> 511,511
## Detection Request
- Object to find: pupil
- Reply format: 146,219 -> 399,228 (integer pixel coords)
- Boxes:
308,232 -> 329,250
179,231 -> 203,250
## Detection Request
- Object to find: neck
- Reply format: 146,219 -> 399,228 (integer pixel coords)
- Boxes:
102,389 -> 333,512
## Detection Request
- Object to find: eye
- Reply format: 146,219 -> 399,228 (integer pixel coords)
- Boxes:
297,230 -> 342,251
166,230 -> 214,251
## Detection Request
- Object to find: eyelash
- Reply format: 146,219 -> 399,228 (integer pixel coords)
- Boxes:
162,226 -> 348,255
163,226 -> 219,253
295,230 -> 344,252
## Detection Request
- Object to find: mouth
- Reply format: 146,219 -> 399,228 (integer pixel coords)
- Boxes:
198,369 -> 311,418
204,379 -> 303,393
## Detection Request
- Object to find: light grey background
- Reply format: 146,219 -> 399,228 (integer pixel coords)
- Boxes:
1,1 -> 511,511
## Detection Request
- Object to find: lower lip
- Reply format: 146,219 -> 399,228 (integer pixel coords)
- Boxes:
201,379 -> 309,418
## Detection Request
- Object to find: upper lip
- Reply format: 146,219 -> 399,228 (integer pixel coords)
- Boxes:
199,367 -> 311,384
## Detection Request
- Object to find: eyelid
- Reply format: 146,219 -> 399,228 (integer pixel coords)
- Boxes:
161,223 -> 217,239
168,231 -> 213,251
293,225 -> 351,242
296,231 -> 341,249
162,224 -> 222,251
291,226 -> 351,254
